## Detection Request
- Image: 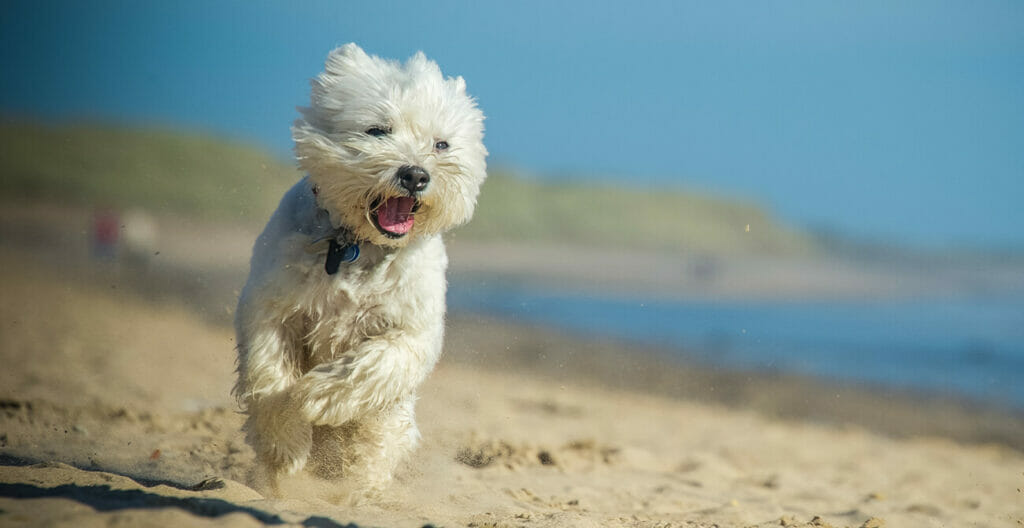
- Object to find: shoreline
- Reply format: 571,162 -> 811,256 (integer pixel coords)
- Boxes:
444,313 -> 1024,454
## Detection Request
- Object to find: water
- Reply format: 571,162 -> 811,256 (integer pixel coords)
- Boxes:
448,280 -> 1024,409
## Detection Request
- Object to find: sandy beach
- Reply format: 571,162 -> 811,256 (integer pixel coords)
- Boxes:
1,208 -> 1023,527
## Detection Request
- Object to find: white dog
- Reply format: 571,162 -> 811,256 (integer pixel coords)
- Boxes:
233,43 -> 486,496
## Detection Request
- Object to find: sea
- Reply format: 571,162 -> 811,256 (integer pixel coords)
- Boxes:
448,280 -> 1024,410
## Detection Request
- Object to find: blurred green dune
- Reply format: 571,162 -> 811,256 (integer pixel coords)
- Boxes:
0,120 -> 297,222
462,173 -> 814,255
0,120 -> 814,255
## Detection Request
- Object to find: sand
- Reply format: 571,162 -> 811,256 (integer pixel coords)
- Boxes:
1,207 -> 1024,527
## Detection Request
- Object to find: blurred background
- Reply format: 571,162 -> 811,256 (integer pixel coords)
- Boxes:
2,1 -> 1023,415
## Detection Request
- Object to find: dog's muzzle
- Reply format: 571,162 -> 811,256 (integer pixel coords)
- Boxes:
368,165 -> 428,239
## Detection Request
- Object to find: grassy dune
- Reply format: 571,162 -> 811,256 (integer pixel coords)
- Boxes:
460,173 -> 814,255
0,120 -> 814,255
0,120 -> 298,221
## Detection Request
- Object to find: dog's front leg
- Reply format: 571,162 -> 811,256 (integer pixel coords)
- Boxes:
289,329 -> 436,493
235,312 -> 312,486
243,388 -> 311,489
290,329 -> 440,427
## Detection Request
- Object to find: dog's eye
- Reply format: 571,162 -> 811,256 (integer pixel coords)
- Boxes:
365,127 -> 390,137
434,140 -> 449,151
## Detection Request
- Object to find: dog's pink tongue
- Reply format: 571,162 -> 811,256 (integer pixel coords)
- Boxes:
377,197 -> 416,234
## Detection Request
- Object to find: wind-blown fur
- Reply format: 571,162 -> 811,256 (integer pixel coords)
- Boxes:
234,44 -> 486,497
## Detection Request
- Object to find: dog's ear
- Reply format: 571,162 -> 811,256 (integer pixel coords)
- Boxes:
324,43 -> 374,76
451,76 -> 467,96
405,51 -> 442,79
293,117 -> 344,172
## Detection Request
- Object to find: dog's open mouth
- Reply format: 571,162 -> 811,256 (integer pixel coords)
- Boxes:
370,196 -> 421,238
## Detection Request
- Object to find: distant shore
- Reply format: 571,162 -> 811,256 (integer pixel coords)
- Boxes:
5,201 -> 1024,305
447,239 -> 1024,302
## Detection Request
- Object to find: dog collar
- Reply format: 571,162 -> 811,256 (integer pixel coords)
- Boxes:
304,184 -> 361,274
324,238 -> 359,274
306,230 -> 360,275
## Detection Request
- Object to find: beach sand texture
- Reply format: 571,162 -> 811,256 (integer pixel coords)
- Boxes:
1,208 -> 1023,527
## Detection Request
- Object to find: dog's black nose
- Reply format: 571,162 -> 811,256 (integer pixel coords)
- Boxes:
397,165 -> 430,194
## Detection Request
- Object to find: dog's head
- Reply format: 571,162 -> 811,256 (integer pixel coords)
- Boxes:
293,44 -> 487,247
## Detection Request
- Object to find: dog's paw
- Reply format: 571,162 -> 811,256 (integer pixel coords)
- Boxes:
252,424 -> 312,477
244,391 -> 313,476
273,446 -> 310,477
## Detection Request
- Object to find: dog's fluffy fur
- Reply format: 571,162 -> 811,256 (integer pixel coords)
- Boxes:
234,44 -> 486,495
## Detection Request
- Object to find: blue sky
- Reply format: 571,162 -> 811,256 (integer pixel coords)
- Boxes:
2,1 -> 1022,248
